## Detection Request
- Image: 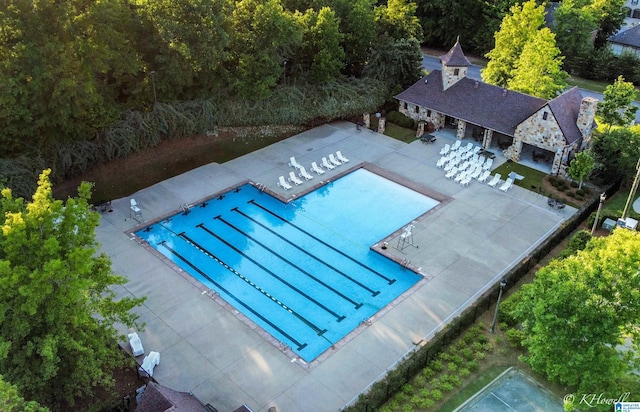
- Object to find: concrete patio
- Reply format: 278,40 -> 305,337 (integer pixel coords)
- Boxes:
97,121 -> 576,412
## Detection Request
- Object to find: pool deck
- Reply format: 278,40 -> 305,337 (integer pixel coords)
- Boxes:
98,121 -> 576,412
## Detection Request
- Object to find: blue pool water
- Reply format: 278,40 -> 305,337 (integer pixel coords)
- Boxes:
136,169 -> 438,362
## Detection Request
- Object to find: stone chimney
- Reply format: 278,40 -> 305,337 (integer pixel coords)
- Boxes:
576,97 -> 598,147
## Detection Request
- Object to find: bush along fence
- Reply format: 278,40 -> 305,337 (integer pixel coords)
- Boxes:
341,185 -> 615,412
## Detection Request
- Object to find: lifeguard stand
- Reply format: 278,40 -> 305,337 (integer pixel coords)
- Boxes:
130,199 -> 143,222
396,224 -> 418,251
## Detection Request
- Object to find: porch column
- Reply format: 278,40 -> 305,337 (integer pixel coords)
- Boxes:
504,137 -> 523,161
551,146 -> 565,175
482,129 -> 493,149
378,117 -> 386,134
456,120 -> 466,139
416,121 -> 425,137
363,113 -> 370,129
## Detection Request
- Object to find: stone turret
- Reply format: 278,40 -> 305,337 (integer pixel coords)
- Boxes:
440,37 -> 471,91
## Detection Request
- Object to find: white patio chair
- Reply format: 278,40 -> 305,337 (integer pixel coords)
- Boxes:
436,156 -> 448,168
139,351 -> 160,378
444,161 -> 456,172
277,175 -> 292,190
128,332 -> 144,357
445,167 -> 459,179
311,161 -> 325,175
461,176 -> 472,186
299,166 -> 314,181
328,153 -> 342,166
477,170 -> 491,183
454,171 -> 468,183
451,140 -> 461,150
482,158 -> 494,170
288,156 -> 303,169
470,167 -> 482,180
288,171 -> 303,185
336,151 -> 349,163
487,173 -> 501,187
321,157 -> 335,170
500,178 -> 514,192
439,144 -> 450,155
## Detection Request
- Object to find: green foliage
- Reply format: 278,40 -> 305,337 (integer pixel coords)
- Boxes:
567,150 -> 596,189
597,76 -> 639,130
591,125 -> 640,183
483,0 -> 546,88
0,170 -> 145,407
363,37 -> 423,90
374,0 -> 422,41
552,0 -> 597,73
506,229 -> 640,394
507,28 -> 568,99
0,375 -> 48,412
557,230 -> 593,259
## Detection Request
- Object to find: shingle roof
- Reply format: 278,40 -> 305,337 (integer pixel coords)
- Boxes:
548,87 -> 587,144
136,382 -> 208,412
609,24 -> 640,48
395,71 -> 547,136
439,39 -> 471,67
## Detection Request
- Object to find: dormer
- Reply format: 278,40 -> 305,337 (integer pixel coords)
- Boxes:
440,38 -> 471,90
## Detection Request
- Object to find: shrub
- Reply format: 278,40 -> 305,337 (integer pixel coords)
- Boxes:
467,359 -> 479,371
451,354 -> 464,366
570,181 -> 579,188
413,375 -> 427,388
475,351 -> 487,360
461,347 -> 474,361
439,352 -> 453,362
402,383 -> 414,395
431,359 -> 444,372
431,389 -> 443,401
402,403 -> 415,412
506,328 -> 526,348
447,362 -> 458,372
416,397 -> 435,409
387,110 -> 415,129
430,377 -> 443,390
421,367 -> 436,379
441,381 -> 454,392
459,368 -> 471,378
548,175 -> 559,186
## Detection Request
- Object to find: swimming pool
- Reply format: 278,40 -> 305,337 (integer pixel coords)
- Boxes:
136,169 -> 439,362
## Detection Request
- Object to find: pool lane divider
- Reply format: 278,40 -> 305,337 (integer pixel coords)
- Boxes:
157,240 -> 308,351
230,207 -> 372,304
247,199 -> 397,285
195,223 -> 344,325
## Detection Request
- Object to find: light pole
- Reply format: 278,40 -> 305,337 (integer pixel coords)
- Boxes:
621,158 -> 640,222
150,71 -> 157,107
591,192 -> 606,235
490,277 -> 507,334
283,59 -> 288,85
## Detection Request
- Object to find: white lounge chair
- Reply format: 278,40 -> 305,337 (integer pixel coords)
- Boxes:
277,175 -> 292,190
311,161 -> 325,175
289,156 -> 303,169
445,167 -> 458,179
471,145 -> 481,155
436,156 -> 447,168
500,178 -> 514,192
329,153 -> 342,166
128,332 -> 144,357
288,171 -> 303,186
487,173 -> 501,187
477,170 -> 491,183
139,351 -> 160,378
451,140 -> 461,150
454,172 -> 468,183
461,176 -> 472,186
299,166 -> 314,180
470,167 -> 482,180
439,144 -> 450,155
336,151 -> 349,163
482,158 -> 493,170
322,157 -> 335,170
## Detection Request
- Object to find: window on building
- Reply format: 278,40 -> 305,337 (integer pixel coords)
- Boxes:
414,105 -> 419,113
542,111 -> 548,120
632,0 -> 638,6
427,110 -> 432,117
403,102 -> 408,110
454,68 -> 459,76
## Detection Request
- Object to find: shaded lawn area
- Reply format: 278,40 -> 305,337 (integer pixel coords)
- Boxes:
368,116 -> 417,143
491,161 -> 546,192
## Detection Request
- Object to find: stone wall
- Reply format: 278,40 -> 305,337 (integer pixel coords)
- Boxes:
442,65 -> 468,90
398,102 -> 445,129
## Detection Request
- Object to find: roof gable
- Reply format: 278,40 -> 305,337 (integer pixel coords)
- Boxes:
395,71 -> 547,136
609,24 -> 640,48
547,87 -> 585,144
136,382 -> 208,412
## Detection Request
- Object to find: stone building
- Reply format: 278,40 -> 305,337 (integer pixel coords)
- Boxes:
395,40 -> 597,175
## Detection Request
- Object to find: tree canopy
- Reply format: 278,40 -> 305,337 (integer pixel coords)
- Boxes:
566,149 -> 595,189
591,124 -> 640,183
597,76 -> 639,131
482,0 -> 547,88
0,170 -> 144,407
506,229 -> 640,404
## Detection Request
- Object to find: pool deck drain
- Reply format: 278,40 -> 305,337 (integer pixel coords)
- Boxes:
99,121 -> 575,412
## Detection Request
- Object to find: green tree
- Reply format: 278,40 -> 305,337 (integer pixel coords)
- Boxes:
0,375 -> 48,412
482,0 -> 546,88
591,125 -> 640,183
0,170 -> 144,408
551,0 -> 597,73
363,37 -> 423,91
294,7 -> 344,84
597,76 -> 639,132
506,229 -> 640,400
507,28 -> 567,99
226,0 -> 302,99
375,0 -> 422,41
589,0 -> 626,48
567,150 -> 595,189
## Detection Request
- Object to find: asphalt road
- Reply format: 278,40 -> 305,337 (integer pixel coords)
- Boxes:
421,53 -> 640,124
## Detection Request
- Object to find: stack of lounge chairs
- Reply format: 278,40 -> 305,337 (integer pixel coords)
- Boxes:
435,140 -> 493,187
277,151 -> 350,190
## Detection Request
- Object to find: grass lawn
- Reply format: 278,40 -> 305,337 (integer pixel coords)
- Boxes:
491,161 -> 546,192
368,116 -> 418,143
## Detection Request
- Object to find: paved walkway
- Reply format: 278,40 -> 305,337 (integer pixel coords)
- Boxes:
98,122 -> 576,412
